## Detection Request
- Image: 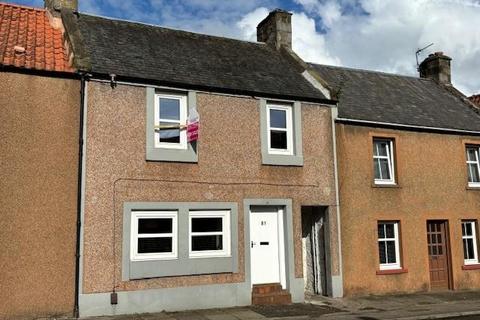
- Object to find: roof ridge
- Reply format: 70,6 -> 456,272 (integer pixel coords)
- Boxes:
0,1 -> 44,12
308,62 -> 426,81
79,12 -> 266,47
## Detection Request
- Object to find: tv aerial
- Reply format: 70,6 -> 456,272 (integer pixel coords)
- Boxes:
416,43 -> 434,70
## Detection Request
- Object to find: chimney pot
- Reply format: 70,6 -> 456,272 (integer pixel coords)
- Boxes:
257,9 -> 292,50
419,51 -> 452,85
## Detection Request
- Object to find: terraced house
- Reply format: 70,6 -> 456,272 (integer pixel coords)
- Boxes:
62,5 -> 343,318
0,1 -> 81,318
309,53 -> 480,295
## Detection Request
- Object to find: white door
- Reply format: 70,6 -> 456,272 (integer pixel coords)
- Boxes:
250,207 -> 285,286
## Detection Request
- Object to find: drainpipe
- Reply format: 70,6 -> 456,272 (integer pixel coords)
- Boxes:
330,105 -> 344,298
74,73 -> 86,318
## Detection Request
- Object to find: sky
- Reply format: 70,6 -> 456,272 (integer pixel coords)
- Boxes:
14,0 -> 480,95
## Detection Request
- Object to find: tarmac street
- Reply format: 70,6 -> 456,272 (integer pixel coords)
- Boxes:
50,290 -> 480,320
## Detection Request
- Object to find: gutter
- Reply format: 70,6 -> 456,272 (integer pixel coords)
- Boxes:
336,117 -> 480,136
87,74 -> 337,106
74,73 -> 87,318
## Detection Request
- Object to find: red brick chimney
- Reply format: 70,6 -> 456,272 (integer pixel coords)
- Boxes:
419,52 -> 452,85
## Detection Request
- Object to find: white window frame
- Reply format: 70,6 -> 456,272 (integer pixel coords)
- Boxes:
373,138 -> 396,185
267,103 -> 294,156
466,146 -> 480,188
462,220 -> 479,265
154,93 -> 187,150
130,211 -> 178,261
378,222 -> 401,270
188,210 -> 231,258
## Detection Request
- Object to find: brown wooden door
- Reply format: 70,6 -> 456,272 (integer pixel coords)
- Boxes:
427,221 -> 451,290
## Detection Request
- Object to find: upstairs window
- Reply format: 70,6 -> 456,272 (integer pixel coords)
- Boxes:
378,221 -> 401,270
267,103 -> 293,155
130,211 -> 177,261
466,146 -> 480,187
373,138 -> 396,185
154,93 -> 187,150
462,220 -> 479,265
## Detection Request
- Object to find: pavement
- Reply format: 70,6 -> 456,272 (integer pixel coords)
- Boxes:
75,290 -> 480,320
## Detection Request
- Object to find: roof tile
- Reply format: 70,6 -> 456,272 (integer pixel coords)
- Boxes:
0,2 -> 74,73
310,63 -> 480,132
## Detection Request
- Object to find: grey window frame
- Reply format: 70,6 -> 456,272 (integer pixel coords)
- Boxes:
146,87 -> 198,162
122,202 -> 238,280
260,99 -> 303,166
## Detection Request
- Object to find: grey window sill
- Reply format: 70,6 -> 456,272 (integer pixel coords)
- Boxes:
262,153 -> 304,166
146,143 -> 198,163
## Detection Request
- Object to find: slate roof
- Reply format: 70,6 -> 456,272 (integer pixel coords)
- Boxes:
67,13 -> 329,102
0,2 -> 73,72
310,63 -> 480,132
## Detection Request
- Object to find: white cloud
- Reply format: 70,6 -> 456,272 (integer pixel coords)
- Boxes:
290,0 -> 480,95
237,7 -> 270,40
292,12 -> 341,65
237,7 -> 340,65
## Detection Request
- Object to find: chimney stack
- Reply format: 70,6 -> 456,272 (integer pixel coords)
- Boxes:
257,9 -> 292,50
418,51 -> 452,85
45,0 -> 78,17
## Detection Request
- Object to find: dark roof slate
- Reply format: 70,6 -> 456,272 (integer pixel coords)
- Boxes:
310,63 -> 480,132
71,13 -> 329,102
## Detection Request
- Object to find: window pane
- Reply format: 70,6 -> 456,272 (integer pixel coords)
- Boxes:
159,122 -> 180,143
385,223 -> 395,238
378,224 -> 385,239
386,241 -> 396,263
192,235 -> 223,251
467,239 -> 475,259
138,237 -> 172,253
467,148 -> 477,161
138,218 -> 172,234
269,109 -> 287,128
464,239 -> 469,259
374,141 -> 388,157
466,222 -> 473,236
379,159 -> 391,180
468,163 -> 480,183
374,159 -> 381,180
192,217 -> 223,233
378,241 -> 386,264
270,130 -> 287,149
462,223 -> 466,237
159,98 -> 180,120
